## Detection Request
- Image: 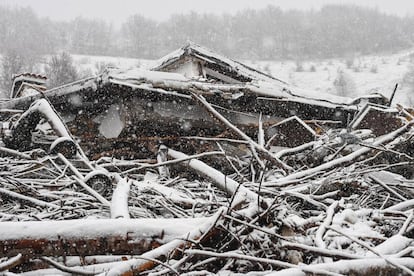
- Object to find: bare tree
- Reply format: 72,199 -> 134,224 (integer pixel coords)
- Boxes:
45,52 -> 79,88
0,7 -> 45,94
0,48 -> 40,94
333,68 -> 356,97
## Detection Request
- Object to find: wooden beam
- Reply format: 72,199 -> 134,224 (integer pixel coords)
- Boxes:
0,218 -> 208,258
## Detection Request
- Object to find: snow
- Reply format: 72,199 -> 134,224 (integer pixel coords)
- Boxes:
72,54 -> 155,74
252,82 -> 355,109
251,51 -> 413,106
331,214 -> 383,242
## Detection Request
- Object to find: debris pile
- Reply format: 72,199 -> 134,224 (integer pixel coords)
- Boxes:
0,43 -> 413,275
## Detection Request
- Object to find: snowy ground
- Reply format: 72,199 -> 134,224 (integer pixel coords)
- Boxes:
72,54 -> 155,75
246,50 -> 414,106
72,49 -> 414,106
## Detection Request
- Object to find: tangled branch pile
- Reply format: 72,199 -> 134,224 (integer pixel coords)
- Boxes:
0,93 -> 413,276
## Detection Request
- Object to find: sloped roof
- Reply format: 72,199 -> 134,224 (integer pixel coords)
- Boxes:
152,42 -> 286,84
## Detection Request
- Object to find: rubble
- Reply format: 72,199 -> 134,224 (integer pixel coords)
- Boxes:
0,43 -> 413,275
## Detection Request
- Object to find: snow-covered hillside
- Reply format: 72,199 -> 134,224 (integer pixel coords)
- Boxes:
247,51 -> 414,106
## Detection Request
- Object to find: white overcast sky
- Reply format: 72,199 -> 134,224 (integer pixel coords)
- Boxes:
0,0 -> 413,24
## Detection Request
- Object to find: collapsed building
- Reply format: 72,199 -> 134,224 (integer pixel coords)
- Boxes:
0,43 -> 397,160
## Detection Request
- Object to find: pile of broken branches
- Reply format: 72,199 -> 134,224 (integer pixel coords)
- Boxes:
0,95 -> 414,276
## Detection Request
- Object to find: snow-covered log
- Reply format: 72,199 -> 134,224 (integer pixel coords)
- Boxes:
0,218 -> 209,258
0,254 -> 22,272
110,176 -> 131,219
167,148 -> 263,209
5,98 -> 72,151
385,199 -> 414,211
367,235 -> 413,257
315,201 -> 338,259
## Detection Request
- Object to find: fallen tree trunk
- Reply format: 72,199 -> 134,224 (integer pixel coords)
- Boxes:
0,218 -> 208,258
167,148 -> 263,210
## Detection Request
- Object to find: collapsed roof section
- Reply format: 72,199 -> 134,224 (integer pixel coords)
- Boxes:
152,42 -> 283,84
10,73 -> 47,99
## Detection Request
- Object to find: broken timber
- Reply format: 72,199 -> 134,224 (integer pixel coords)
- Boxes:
0,218 -> 209,258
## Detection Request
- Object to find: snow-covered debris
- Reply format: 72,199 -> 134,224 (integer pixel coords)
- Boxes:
0,43 -> 413,275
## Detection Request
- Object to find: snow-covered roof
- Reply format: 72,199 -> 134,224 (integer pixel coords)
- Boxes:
152,42 -> 287,84
12,73 -> 47,83
152,43 -> 356,106
107,68 -> 188,84
103,68 -> 358,112
252,81 -> 354,108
